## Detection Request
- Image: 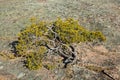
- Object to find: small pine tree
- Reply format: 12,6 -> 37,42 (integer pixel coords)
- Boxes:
16,18 -> 106,70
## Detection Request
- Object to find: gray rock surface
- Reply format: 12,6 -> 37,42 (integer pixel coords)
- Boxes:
0,0 -> 120,80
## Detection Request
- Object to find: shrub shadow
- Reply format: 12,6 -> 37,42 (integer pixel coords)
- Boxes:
9,41 -> 19,56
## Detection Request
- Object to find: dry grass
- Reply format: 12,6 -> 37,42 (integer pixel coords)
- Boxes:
0,50 -> 15,59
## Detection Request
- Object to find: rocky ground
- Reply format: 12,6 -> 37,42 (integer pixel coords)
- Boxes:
0,0 -> 120,80
0,43 -> 120,80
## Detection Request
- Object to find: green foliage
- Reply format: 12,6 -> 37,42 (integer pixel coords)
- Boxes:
51,18 -> 106,44
16,17 -> 106,70
16,21 -> 48,56
25,46 -> 47,70
25,52 -> 43,70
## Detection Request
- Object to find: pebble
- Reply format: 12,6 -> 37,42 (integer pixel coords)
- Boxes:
17,73 -> 25,79
119,7 -> 120,10
107,26 -> 111,28
0,66 -> 4,69
54,70 -> 58,74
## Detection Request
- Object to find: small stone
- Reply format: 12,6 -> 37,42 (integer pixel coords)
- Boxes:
0,66 -> 4,69
17,73 -> 25,79
119,7 -> 120,10
0,62 -> 2,64
107,26 -> 111,28
54,70 -> 58,74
